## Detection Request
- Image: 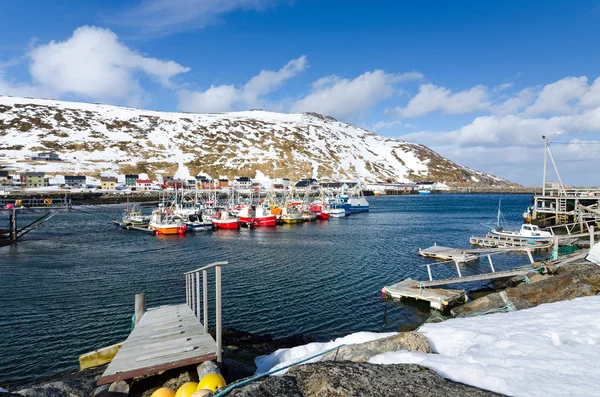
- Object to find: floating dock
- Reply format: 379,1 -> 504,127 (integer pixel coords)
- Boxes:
383,279 -> 467,310
419,245 -> 478,263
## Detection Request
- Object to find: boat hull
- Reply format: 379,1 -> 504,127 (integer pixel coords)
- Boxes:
213,219 -> 240,229
316,212 -> 329,220
282,216 -> 303,224
149,223 -> 186,235
490,230 -> 551,240
239,215 -> 277,226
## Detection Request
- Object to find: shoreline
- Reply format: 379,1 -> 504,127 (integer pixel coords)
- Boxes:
2,248 -> 597,396
0,189 -> 539,207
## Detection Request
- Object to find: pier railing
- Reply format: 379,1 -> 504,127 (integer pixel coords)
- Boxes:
184,261 -> 227,363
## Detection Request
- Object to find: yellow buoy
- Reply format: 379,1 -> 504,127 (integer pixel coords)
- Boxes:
191,390 -> 212,397
175,382 -> 199,397
151,387 -> 176,397
198,373 -> 226,392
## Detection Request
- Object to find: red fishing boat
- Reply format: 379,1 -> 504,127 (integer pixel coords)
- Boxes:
238,205 -> 277,226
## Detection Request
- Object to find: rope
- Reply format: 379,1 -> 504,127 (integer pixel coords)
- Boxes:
131,313 -> 142,330
212,344 -> 346,397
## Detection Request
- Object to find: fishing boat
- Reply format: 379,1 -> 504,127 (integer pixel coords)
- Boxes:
418,189 -> 431,195
281,205 -> 303,224
491,224 -> 554,240
327,208 -> 347,218
122,204 -> 151,226
211,210 -> 240,229
238,205 -> 277,226
184,213 -> 213,232
337,185 -> 370,213
302,210 -> 317,221
488,200 -> 553,240
149,211 -> 187,235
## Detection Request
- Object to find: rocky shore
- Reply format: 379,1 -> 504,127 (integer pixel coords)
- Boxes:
2,251 -> 598,397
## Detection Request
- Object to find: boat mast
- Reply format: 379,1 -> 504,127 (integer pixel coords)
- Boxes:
497,199 -> 502,227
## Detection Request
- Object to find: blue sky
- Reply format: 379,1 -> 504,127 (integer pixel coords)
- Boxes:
1,0 -> 599,185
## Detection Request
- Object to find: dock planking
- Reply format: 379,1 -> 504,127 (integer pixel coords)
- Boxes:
419,245 -> 478,263
383,279 -> 467,310
97,304 -> 217,386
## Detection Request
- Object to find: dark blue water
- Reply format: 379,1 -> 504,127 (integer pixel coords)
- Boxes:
0,194 -> 536,382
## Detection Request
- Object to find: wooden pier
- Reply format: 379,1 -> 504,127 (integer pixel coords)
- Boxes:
97,262 -> 226,386
419,245 -> 478,263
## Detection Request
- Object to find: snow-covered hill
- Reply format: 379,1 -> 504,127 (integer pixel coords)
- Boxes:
0,96 -> 512,185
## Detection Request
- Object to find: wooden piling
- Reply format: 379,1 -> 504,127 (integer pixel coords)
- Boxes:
134,293 -> 146,326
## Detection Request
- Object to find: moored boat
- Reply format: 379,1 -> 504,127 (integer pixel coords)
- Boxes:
281,205 -> 303,224
149,211 -> 187,235
185,213 -> 213,232
211,210 -> 240,229
491,224 -> 554,240
238,205 -> 277,226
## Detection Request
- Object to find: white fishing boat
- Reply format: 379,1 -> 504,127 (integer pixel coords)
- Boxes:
184,213 -> 213,232
327,208 -> 347,218
491,224 -> 554,240
489,199 -> 553,240
122,204 -> 151,225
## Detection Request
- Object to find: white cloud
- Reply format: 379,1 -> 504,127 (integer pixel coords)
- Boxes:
524,76 -> 588,116
114,0 -> 279,35
178,56 -> 307,113
372,120 -> 402,131
493,88 -> 535,115
0,26 -> 190,106
581,77 -> 600,108
290,70 -> 422,119
388,83 -> 490,118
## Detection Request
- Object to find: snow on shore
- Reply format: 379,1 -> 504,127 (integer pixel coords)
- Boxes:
256,296 -> 600,396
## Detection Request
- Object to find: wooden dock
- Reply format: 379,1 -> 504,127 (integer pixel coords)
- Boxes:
419,245 -> 478,263
97,262 -> 226,386
383,279 -> 466,310
421,266 -> 533,287
97,304 -> 217,385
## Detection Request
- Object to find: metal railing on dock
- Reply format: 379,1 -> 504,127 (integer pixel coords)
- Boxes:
185,261 -> 227,364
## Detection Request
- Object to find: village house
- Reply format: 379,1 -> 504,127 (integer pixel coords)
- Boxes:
295,178 -> 319,193
218,178 -> 229,189
64,175 -> 86,188
233,177 -> 252,190
0,170 -> 13,186
21,172 -> 47,188
100,176 -> 118,190
135,179 -> 153,191
31,152 -> 61,161
195,175 -> 214,190
125,174 -> 139,186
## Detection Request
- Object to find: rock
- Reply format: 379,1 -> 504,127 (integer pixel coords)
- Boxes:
92,385 -> 110,396
197,361 -> 221,380
225,362 -> 499,396
321,332 -> 431,363
288,361 -> 499,397
222,358 -> 256,383
227,376 -> 304,397
108,380 -> 130,396
453,263 -> 600,316
8,366 -> 105,397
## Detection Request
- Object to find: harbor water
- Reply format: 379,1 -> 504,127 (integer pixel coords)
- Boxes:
0,194 -> 535,382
